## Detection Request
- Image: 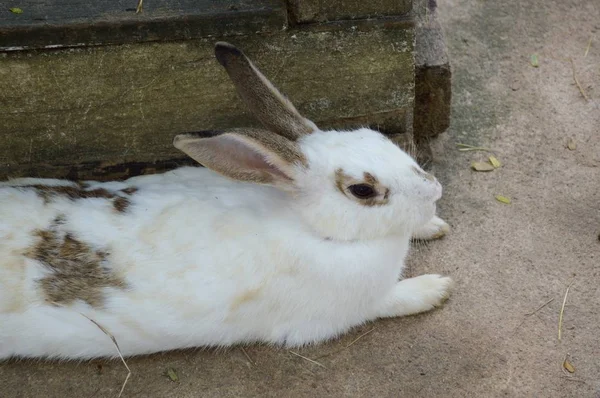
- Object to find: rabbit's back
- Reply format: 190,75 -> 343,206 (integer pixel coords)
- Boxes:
0,166 -> 305,358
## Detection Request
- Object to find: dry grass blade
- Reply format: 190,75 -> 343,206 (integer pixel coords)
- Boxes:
515,298 -> 555,331
315,327 -> 377,360
584,36 -> 592,58
289,351 -> 327,369
344,327 -> 376,348
525,298 -> 555,316
136,0 -> 144,13
569,58 -> 589,101
561,376 -> 586,383
80,314 -> 131,398
456,143 -> 494,153
558,280 -> 575,341
459,148 -> 490,152
240,347 -> 255,366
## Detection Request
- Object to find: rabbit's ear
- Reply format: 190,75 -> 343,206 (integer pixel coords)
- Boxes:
214,42 -> 318,141
173,129 -> 306,188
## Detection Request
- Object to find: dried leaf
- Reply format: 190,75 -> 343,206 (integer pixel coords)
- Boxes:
9,7 -> 23,14
166,367 -> 179,382
530,54 -> 539,67
563,360 -> 575,373
567,138 -> 577,151
495,195 -> 511,204
489,155 -> 502,168
471,161 -> 495,172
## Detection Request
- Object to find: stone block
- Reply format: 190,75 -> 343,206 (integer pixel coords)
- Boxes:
413,0 -> 452,167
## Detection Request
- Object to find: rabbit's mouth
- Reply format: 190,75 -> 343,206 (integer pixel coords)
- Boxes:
433,186 -> 443,202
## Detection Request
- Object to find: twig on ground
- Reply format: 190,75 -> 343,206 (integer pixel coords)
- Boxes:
455,143 -> 495,153
344,327 -> 376,349
80,314 -> 131,398
240,347 -> 255,366
289,351 -> 327,369
558,280 -> 575,341
315,327 -> 377,360
515,298 -> 555,331
561,376 -> 586,383
569,58 -> 590,101
136,0 -> 144,13
526,298 -> 555,316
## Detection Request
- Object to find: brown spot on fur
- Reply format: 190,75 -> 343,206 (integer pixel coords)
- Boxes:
363,172 -> 378,186
229,286 -> 263,312
26,217 -> 126,308
20,184 -> 134,214
113,197 -> 131,213
383,189 -> 390,200
23,185 -> 116,203
121,187 -> 139,195
335,168 -> 390,207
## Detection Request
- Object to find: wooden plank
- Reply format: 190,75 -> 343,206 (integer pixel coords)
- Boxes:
0,0 -> 287,50
0,20 -> 414,180
287,0 -> 412,24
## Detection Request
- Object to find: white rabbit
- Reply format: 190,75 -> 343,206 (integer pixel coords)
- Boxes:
0,42 -> 452,360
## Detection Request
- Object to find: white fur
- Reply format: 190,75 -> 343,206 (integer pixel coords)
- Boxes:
0,128 -> 452,360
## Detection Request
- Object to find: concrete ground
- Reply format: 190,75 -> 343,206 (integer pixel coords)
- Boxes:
1,0 -> 599,396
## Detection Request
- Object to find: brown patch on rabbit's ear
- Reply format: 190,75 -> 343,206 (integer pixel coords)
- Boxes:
174,128 -> 306,188
26,217 -> 126,308
335,169 -> 390,207
214,42 -> 318,141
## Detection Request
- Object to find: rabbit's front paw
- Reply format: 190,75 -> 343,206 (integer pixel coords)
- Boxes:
376,274 -> 453,318
412,216 -> 450,241
407,274 -> 453,308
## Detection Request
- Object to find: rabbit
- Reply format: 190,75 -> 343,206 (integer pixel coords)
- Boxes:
0,42 -> 452,360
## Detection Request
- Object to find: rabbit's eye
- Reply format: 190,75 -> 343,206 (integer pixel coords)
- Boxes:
348,184 -> 376,199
